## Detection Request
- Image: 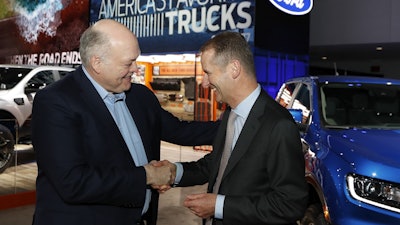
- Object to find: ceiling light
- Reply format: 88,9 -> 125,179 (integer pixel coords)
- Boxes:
376,46 -> 383,51
321,56 -> 328,60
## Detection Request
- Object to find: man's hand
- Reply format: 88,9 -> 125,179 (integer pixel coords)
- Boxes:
143,162 -> 171,186
149,160 -> 177,193
183,193 -> 217,219
151,160 -> 176,181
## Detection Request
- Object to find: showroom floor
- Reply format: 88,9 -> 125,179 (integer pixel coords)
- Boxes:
0,142 -> 209,225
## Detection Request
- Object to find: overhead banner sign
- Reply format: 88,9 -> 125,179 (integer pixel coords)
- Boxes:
269,0 -> 313,15
90,0 -> 255,53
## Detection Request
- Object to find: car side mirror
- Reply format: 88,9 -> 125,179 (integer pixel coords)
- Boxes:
288,109 -> 303,123
288,109 -> 308,132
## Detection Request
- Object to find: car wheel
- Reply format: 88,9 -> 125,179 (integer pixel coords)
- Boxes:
0,124 -> 15,173
300,203 -> 328,225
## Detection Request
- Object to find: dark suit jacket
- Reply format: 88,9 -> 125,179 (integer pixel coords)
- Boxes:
179,90 -> 308,225
31,66 -> 218,225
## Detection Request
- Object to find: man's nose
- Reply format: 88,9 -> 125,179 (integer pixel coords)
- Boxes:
201,75 -> 210,88
130,62 -> 138,73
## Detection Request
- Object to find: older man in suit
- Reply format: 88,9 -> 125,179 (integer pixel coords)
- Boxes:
159,31 -> 308,225
31,19 -> 218,225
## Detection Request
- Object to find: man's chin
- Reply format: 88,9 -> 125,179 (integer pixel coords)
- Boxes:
124,84 -> 132,90
119,82 -> 132,92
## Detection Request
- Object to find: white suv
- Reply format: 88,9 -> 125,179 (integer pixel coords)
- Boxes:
0,64 -> 74,173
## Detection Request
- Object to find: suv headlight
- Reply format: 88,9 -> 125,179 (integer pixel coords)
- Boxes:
347,174 -> 400,213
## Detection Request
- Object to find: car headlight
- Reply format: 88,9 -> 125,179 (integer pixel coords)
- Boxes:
347,174 -> 400,213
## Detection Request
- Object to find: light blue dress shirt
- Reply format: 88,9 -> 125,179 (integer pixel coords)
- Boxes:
175,84 -> 261,219
82,66 -> 151,214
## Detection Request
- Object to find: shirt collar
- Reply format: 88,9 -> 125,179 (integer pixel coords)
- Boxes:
82,66 -> 125,101
232,84 -> 261,119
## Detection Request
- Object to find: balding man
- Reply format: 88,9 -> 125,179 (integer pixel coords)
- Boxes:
32,19 -> 218,225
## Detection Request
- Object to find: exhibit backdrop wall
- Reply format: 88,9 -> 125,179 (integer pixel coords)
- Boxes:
89,0 -> 255,53
0,0 -> 311,98
0,0 -> 89,65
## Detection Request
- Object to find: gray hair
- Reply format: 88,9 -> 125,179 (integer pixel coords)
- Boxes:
79,25 -> 110,66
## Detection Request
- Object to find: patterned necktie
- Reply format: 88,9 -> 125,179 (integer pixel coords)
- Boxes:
213,110 -> 237,193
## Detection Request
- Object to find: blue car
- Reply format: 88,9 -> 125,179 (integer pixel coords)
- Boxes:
275,76 -> 400,225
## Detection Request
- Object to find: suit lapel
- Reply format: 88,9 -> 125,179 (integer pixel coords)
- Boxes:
72,67 -> 128,151
124,87 -> 153,160
222,91 -> 267,180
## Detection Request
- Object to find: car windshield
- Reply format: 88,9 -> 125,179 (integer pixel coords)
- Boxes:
320,82 -> 400,129
0,67 -> 32,90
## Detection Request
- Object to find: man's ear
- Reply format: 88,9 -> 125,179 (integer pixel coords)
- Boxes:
90,56 -> 102,74
230,59 -> 241,79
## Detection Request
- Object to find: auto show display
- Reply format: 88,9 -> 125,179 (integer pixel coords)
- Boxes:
0,65 -> 74,173
276,75 -> 400,225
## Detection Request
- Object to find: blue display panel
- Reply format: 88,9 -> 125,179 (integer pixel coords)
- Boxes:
255,51 -> 309,97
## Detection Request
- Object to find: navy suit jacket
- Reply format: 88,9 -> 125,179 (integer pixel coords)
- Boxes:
178,90 -> 308,225
32,66 -> 218,225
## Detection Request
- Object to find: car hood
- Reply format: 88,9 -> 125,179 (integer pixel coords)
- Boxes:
325,128 -> 400,168
0,90 -> 10,95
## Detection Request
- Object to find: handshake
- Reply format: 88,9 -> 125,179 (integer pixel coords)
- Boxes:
143,160 -> 176,193
145,160 -> 217,219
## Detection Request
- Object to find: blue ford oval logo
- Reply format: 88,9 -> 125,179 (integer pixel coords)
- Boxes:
269,0 -> 313,15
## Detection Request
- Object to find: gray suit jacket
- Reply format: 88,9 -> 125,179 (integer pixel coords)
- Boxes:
179,90 -> 308,225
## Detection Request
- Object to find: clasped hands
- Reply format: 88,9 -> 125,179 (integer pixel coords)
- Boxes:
143,160 -> 176,193
144,160 -> 217,219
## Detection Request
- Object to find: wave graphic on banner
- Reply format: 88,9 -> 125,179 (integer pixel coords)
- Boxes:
14,0 -> 64,43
